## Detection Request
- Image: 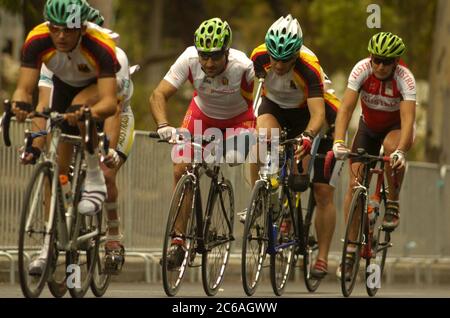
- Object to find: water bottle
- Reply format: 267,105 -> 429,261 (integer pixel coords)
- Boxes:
59,174 -> 73,210
367,195 -> 380,229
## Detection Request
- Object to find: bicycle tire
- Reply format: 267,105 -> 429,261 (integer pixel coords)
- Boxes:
161,174 -> 196,296
303,189 -> 321,292
201,179 -> 234,296
90,210 -> 112,297
241,180 -> 268,296
270,189 -> 296,296
67,172 -> 99,298
341,187 -> 366,297
18,162 -> 55,298
365,199 -> 390,297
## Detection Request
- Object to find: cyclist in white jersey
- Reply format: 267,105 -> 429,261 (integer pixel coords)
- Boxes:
149,17 -> 255,269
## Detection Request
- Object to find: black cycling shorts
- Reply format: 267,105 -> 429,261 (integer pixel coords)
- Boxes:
257,96 -> 310,139
51,75 -> 97,135
351,117 -> 401,163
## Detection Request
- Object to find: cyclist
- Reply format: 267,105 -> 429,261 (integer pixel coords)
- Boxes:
249,15 -> 342,278
36,45 -> 136,273
149,17 -> 255,269
12,0 -> 121,274
333,32 -> 416,278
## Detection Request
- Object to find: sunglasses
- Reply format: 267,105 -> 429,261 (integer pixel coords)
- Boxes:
372,56 -> 396,66
198,50 -> 225,61
49,23 -> 80,35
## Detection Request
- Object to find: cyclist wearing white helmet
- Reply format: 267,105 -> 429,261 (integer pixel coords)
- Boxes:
249,15 -> 341,279
149,17 -> 255,269
333,32 -> 416,279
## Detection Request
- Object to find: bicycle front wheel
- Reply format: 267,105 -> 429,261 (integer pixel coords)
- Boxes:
341,187 -> 366,297
201,179 -> 234,296
161,174 -> 196,296
270,190 -> 296,296
241,180 -> 268,296
18,162 -> 55,298
365,199 -> 390,297
303,190 -> 321,292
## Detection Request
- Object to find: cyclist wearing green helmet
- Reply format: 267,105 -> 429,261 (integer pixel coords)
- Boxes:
333,32 -> 416,279
248,14 -> 343,281
150,17 -> 255,269
12,0 -> 123,276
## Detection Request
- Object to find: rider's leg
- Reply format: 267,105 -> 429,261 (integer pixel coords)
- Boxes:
382,129 -> 409,230
313,183 -> 336,264
71,85 -> 111,215
173,162 -> 193,236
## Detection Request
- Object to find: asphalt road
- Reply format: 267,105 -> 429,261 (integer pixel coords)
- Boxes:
1,281 -> 449,298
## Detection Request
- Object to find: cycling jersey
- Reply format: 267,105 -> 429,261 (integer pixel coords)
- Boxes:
348,57 -> 416,133
163,46 -> 254,120
251,44 -> 324,109
39,47 -> 133,108
38,47 -> 135,158
21,21 -> 120,87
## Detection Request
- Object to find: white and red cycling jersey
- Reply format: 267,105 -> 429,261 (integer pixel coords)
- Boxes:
163,46 -> 254,120
348,57 -> 416,133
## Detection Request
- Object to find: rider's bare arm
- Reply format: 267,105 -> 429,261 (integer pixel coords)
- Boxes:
305,97 -> 325,137
29,85 -> 52,150
396,100 -> 416,152
90,77 -> 118,120
149,79 -> 178,126
333,88 -> 360,143
12,67 -> 39,121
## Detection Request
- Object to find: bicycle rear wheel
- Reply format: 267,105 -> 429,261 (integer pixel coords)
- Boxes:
302,190 -> 321,292
18,162 -> 55,298
366,200 -> 390,296
202,179 -> 234,296
161,174 -> 196,296
341,187 -> 366,297
270,189 -> 296,296
241,180 -> 268,296
90,210 -> 111,297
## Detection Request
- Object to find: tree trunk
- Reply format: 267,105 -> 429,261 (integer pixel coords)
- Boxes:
426,0 -> 450,164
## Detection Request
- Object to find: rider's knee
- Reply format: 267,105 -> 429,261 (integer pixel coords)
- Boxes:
173,164 -> 187,181
314,184 -> 334,207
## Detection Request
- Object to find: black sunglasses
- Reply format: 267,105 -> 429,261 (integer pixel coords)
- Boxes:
372,56 -> 396,66
198,50 -> 225,61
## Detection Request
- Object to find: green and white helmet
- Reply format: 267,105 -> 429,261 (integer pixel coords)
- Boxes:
368,32 -> 406,58
44,0 -> 91,27
265,14 -> 303,60
87,7 -> 104,26
194,18 -> 232,52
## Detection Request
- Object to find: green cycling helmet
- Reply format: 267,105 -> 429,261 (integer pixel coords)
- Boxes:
368,32 -> 406,58
194,18 -> 232,52
87,7 -> 104,26
265,14 -> 303,60
44,0 -> 91,27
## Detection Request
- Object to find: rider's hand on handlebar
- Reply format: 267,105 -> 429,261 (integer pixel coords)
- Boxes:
390,149 -> 406,170
19,145 -> 41,165
294,133 -> 313,160
332,141 -> 350,160
157,124 -> 176,141
12,101 -> 32,123
64,105 -> 86,126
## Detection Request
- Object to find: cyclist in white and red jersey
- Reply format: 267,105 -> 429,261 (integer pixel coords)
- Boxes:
333,32 -> 416,278
149,18 -> 255,269
11,0 -> 122,275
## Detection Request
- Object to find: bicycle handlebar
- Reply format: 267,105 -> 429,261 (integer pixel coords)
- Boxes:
324,149 -> 390,179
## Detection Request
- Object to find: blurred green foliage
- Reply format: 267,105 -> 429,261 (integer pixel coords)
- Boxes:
1,0 -> 437,132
